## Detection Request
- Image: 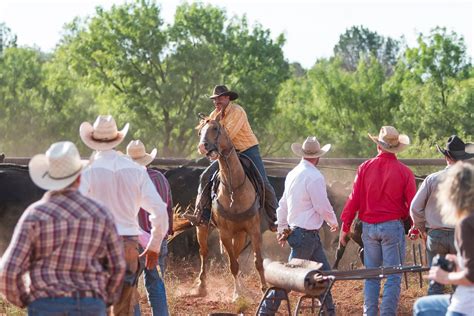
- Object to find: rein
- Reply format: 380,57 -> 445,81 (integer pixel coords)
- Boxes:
201,120 -> 245,207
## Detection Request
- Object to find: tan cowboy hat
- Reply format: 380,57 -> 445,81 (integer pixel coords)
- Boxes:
29,141 -> 88,191
291,136 -> 331,158
126,140 -> 157,166
80,115 -> 129,151
368,126 -> 410,153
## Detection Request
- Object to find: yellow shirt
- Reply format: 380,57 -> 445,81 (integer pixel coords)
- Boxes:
209,103 -> 259,152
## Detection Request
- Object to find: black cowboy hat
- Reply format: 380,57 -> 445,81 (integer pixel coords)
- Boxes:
436,135 -> 474,161
209,85 -> 238,101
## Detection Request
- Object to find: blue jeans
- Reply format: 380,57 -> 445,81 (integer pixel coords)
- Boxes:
28,297 -> 106,315
258,227 -> 335,315
362,220 -> 405,316
241,145 -> 269,184
413,294 -> 464,316
134,242 -> 169,316
426,229 -> 456,295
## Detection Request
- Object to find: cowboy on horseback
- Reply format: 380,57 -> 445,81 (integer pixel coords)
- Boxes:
185,85 -> 278,232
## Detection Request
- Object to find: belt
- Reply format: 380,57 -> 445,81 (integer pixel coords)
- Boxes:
67,290 -> 102,300
294,227 -> 319,233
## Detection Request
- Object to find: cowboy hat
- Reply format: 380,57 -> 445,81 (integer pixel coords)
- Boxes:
369,126 -> 410,153
29,141 -> 88,191
80,115 -> 129,151
291,136 -> 331,158
436,135 -> 474,161
126,140 -> 157,166
209,85 -> 239,101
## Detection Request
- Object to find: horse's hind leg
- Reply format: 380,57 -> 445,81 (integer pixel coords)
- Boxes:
248,227 -> 266,292
190,225 -> 210,296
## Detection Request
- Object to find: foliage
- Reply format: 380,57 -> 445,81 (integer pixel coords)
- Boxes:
334,25 -> 400,75
60,1 -> 289,156
0,22 -> 17,54
0,12 -> 471,160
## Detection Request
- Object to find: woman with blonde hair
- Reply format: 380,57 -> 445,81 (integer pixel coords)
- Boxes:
413,162 -> 474,316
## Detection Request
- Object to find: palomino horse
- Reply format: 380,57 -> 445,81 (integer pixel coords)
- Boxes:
192,116 -> 266,300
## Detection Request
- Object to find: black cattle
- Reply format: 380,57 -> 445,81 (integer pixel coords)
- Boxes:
0,164 -> 45,255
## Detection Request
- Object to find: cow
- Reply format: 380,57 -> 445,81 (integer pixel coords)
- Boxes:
0,161 -> 349,262
0,164 -> 45,254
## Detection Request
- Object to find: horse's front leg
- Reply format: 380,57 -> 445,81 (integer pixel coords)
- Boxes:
248,224 -> 266,292
190,225 -> 210,296
219,231 -> 241,302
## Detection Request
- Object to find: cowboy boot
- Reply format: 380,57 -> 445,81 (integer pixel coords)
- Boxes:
184,183 -> 212,226
264,182 -> 278,232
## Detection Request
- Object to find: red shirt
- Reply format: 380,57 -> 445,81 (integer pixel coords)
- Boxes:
341,152 -> 416,232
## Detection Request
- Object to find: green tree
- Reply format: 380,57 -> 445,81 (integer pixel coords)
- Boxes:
391,28 -> 473,145
0,23 -> 17,54
61,1 -> 289,156
334,25 -> 400,75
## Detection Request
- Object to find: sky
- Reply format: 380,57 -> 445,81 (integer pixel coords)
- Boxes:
0,0 -> 472,68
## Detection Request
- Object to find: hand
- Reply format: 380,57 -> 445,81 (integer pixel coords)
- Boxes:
445,254 -> 459,270
276,233 -> 287,248
408,227 -> 420,240
139,248 -> 160,269
339,230 -> 349,247
424,266 -> 450,285
329,223 -> 339,233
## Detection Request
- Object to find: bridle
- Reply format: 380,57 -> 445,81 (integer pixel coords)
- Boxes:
199,119 -> 246,207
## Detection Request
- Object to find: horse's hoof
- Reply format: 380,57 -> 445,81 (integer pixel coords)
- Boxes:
189,285 -> 207,297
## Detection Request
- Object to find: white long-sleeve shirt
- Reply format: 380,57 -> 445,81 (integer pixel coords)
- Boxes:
79,150 -> 168,252
277,159 -> 337,233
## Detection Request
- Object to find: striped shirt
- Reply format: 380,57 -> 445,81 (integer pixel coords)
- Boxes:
0,189 -> 126,308
138,168 -> 173,234
209,103 -> 258,152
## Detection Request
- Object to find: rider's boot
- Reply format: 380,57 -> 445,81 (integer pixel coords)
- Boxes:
184,188 -> 212,226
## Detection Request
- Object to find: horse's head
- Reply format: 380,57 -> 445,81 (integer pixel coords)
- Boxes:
197,118 -> 222,160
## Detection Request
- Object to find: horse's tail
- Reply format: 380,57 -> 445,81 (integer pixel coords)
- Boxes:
168,214 -> 194,243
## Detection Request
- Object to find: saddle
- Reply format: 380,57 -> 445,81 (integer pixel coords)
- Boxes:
210,153 -> 265,221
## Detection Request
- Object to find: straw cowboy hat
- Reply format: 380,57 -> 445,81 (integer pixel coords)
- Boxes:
209,85 -> 239,101
291,136 -> 331,158
436,135 -> 474,161
29,141 -> 88,191
126,140 -> 157,166
80,115 -> 129,151
369,126 -> 410,153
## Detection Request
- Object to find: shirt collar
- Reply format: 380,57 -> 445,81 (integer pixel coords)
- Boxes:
94,149 -> 118,159
376,152 -> 397,159
300,159 -> 317,169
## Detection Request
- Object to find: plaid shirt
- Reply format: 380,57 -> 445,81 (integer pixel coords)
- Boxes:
138,168 -> 173,234
0,189 -> 126,308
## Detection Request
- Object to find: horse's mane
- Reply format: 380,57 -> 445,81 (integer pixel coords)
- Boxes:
195,118 -> 210,130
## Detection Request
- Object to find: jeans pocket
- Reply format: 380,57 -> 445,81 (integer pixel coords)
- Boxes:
287,229 -> 303,248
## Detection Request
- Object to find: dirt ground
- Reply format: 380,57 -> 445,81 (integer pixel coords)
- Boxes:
136,255 -> 427,316
0,257 -> 429,316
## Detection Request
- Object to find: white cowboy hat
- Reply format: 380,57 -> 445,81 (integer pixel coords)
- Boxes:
80,115 -> 129,151
291,136 -> 331,158
29,141 -> 88,191
126,140 -> 157,166
368,126 -> 410,153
